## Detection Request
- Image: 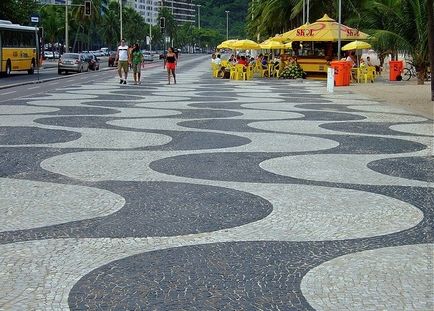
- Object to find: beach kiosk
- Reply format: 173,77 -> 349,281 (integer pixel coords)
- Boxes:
280,14 -> 369,78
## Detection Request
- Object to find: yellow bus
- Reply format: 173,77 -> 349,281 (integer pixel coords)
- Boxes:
0,20 -> 39,77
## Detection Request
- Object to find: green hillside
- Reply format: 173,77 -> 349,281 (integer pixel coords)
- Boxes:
195,0 -> 249,39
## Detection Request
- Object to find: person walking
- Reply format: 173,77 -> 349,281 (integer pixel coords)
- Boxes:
164,47 -> 177,85
116,39 -> 129,84
131,43 -> 143,85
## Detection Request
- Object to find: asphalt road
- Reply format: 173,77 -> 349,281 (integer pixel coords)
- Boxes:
0,57 -> 163,102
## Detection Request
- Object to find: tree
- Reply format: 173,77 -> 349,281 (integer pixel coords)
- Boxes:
356,0 -> 429,85
0,0 -> 39,25
40,6 -> 64,56
427,0 -> 434,100
246,0 -> 365,40
158,7 -> 176,47
123,7 -> 147,46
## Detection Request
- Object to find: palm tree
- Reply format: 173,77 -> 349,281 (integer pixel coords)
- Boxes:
427,0 -> 433,99
41,6 -> 64,56
158,7 -> 176,48
100,1 -> 120,48
246,0 -> 369,40
355,0 -> 429,84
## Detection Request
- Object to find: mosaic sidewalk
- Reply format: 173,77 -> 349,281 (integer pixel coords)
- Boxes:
0,57 -> 433,310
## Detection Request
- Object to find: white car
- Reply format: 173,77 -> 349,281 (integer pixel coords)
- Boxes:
143,52 -> 154,61
44,51 -> 55,59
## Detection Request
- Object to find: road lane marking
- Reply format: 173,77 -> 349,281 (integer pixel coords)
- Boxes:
1,91 -> 16,95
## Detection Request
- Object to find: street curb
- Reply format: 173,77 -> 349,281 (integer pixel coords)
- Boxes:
0,67 -> 116,91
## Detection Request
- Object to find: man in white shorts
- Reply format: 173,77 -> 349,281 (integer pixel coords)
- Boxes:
116,39 -> 129,84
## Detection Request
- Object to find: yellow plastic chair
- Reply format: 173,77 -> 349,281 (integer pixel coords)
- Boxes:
221,60 -> 229,67
234,64 -> 248,80
211,63 -> 220,78
229,64 -> 237,80
367,66 -> 377,80
247,65 -> 254,80
267,63 -> 273,78
357,66 -> 374,83
271,64 -> 280,78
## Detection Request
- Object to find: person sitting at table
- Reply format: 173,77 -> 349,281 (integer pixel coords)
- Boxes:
211,53 -> 216,63
229,54 -> 237,64
366,56 -> 381,74
346,51 -> 356,67
214,54 -> 222,65
238,55 -> 248,66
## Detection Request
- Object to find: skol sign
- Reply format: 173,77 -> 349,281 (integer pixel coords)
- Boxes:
346,29 -> 359,36
296,29 -> 315,37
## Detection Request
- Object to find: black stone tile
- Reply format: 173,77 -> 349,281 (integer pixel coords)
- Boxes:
0,126 -> 81,145
320,121 -> 431,136
0,182 -> 273,242
367,156 -> 434,182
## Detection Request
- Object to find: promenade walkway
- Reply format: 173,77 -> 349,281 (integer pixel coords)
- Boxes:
0,56 -> 432,310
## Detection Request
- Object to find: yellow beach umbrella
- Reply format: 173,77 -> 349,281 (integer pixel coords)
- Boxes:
270,34 -> 286,42
284,42 -> 293,49
217,39 -> 238,49
230,39 -> 261,50
341,40 -> 371,51
282,14 -> 369,42
276,24 -> 310,42
260,40 -> 285,49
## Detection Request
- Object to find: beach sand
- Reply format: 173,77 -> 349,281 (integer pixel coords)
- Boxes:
348,80 -> 433,120
338,72 -> 434,120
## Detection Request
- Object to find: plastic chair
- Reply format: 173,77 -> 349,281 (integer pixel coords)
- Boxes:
229,64 -> 237,80
234,64 -> 248,80
367,66 -> 377,80
221,60 -> 229,67
357,66 -> 374,83
211,63 -> 220,78
246,65 -> 254,80
267,63 -> 273,78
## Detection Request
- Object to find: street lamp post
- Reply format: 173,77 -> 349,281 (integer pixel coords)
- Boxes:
197,4 -> 201,29
302,0 -> 305,24
120,0 -> 123,41
65,0 -> 69,52
225,10 -> 229,40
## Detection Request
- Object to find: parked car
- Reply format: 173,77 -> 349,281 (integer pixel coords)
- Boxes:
108,51 -> 117,67
87,53 -> 100,70
100,47 -> 109,56
58,53 -> 89,74
143,52 -> 153,61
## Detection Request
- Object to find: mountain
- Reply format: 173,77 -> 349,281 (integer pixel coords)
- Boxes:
195,0 -> 249,39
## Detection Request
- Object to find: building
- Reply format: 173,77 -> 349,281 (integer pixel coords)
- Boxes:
126,0 -> 161,25
38,0 -> 109,10
162,0 -> 196,25
127,0 -> 195,25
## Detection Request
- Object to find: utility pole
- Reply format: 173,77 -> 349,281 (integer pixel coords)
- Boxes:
337,0 -> 342,59
149,23 -> 152,53
65,0 -> 69,52
306,0 -> 310,23
197,4 -> 201,29
225,10 -> 229,40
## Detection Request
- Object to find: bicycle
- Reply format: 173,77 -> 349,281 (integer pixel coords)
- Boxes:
402,62 -> 431,81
